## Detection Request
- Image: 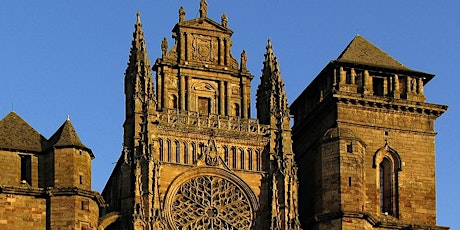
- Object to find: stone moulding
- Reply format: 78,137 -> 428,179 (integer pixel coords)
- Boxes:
158,109 -> 270,135
0,185 -> 105,206
313,211 -> 449,230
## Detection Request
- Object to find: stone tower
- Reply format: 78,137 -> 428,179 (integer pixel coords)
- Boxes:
101,2 -> 301,229
290,35 -> 448,229
0,112 -> 103,229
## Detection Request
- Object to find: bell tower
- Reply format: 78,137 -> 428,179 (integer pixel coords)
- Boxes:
290,35 -> 448,229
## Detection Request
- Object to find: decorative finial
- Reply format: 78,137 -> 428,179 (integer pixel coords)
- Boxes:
136,12 -> 141,24
66,114 -> 70,121
161,37 -> 168,58
179,6 -> 186,22
199,0 -> 208,18
221,13 -> 228,28
267,38 -> 273,50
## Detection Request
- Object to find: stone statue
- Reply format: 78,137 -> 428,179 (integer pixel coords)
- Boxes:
241,50 -> 247,70
179,6 -> 185,22
161,37 -> 168,58
221,13 -> 228,28
199,0 -> 208,18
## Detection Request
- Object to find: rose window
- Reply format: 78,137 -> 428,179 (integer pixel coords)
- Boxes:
168,175 -> 253,230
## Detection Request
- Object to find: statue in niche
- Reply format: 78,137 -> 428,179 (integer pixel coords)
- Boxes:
199,0 -> 207,18
179,6 -> 185,22
161,37 -> 168,58
221,13 -> 228,28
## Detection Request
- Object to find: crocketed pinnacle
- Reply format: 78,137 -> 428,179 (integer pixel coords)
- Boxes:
259,39 -> 289,118
126,12 -> 156,99
128,12 -> 149,66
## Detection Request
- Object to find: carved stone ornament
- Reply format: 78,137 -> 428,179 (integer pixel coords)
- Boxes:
192,35 -> 213,62
165,168 -> 258,230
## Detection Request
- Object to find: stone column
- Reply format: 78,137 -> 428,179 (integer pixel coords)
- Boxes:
393,74 -> 400,99
180,75 -> 186,111
186,76 -> 192,111
363,70 -> 372,95
350,68 -> 356,84
180,33 -> 186,61
219,81 -> 225,116
162,72 -> 169,110
157,72 -> 163,109
417,77 -> 424,95
185,33 -> 190,61
225,82 -> 230,116
241,80 -> 248,118
339,66 -> 346,85
219,38 -> 224,66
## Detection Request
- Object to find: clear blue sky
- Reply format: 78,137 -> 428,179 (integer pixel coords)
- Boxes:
1,1 -> 458,228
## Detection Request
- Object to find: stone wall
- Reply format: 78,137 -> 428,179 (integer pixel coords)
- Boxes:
0,194 -> 46,229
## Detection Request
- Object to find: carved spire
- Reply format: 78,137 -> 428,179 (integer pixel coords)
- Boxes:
124,11 -> 157,158
256,39 -> 290,126
257,39 -> 302,230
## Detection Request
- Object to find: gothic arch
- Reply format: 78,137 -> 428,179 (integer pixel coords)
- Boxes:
372,144 -> 402,171
373,143 -> 401,217
98,212 -> 122,230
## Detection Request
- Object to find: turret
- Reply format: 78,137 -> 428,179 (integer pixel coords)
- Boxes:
47,117 -> 93,189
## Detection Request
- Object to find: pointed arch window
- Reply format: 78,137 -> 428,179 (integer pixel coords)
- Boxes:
231,147 -> 237,169
255,150 -> 261,171
380,157 -> 394,215
192,142 -> 197,164
159,139 -> 164,161
240,148 -> 245,170
167,139 -> 172,162
175,140 -> 181,163
183,142 -> 189,164
373,146 -> 401,217
247,149 -> 253,170
223,146 -> 229,165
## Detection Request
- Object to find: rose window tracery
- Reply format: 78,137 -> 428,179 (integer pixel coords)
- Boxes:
168,174 -> 254,230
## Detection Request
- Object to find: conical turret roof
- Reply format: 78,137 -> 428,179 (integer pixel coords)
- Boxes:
0,112 -> 46,152
48,118 -> 93,158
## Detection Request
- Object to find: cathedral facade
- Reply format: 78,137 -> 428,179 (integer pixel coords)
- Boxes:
0,2 -> 448,230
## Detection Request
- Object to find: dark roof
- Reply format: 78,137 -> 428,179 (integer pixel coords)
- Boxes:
336,35 -> 410,71
0,112 -> 46,152
47,119 -> 93,157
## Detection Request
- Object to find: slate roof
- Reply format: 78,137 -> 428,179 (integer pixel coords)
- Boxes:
0,112 -> 46,152
336,35 -> 410,71
48,119 -> 90,148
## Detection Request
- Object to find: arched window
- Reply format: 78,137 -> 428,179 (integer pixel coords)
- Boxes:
159,139 -> 164,161
192,142 -> 197,164
167,139 -> 172,162
240,148 -> 245,170
255,150 -> 261,171
247,149 -> 253,170
231,147 -> 237,169
373,146 -> 401,217
175,140 -> 181,163
223,146 -> 229,165
183,142 -> 189,164
380,157 -> 394,215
